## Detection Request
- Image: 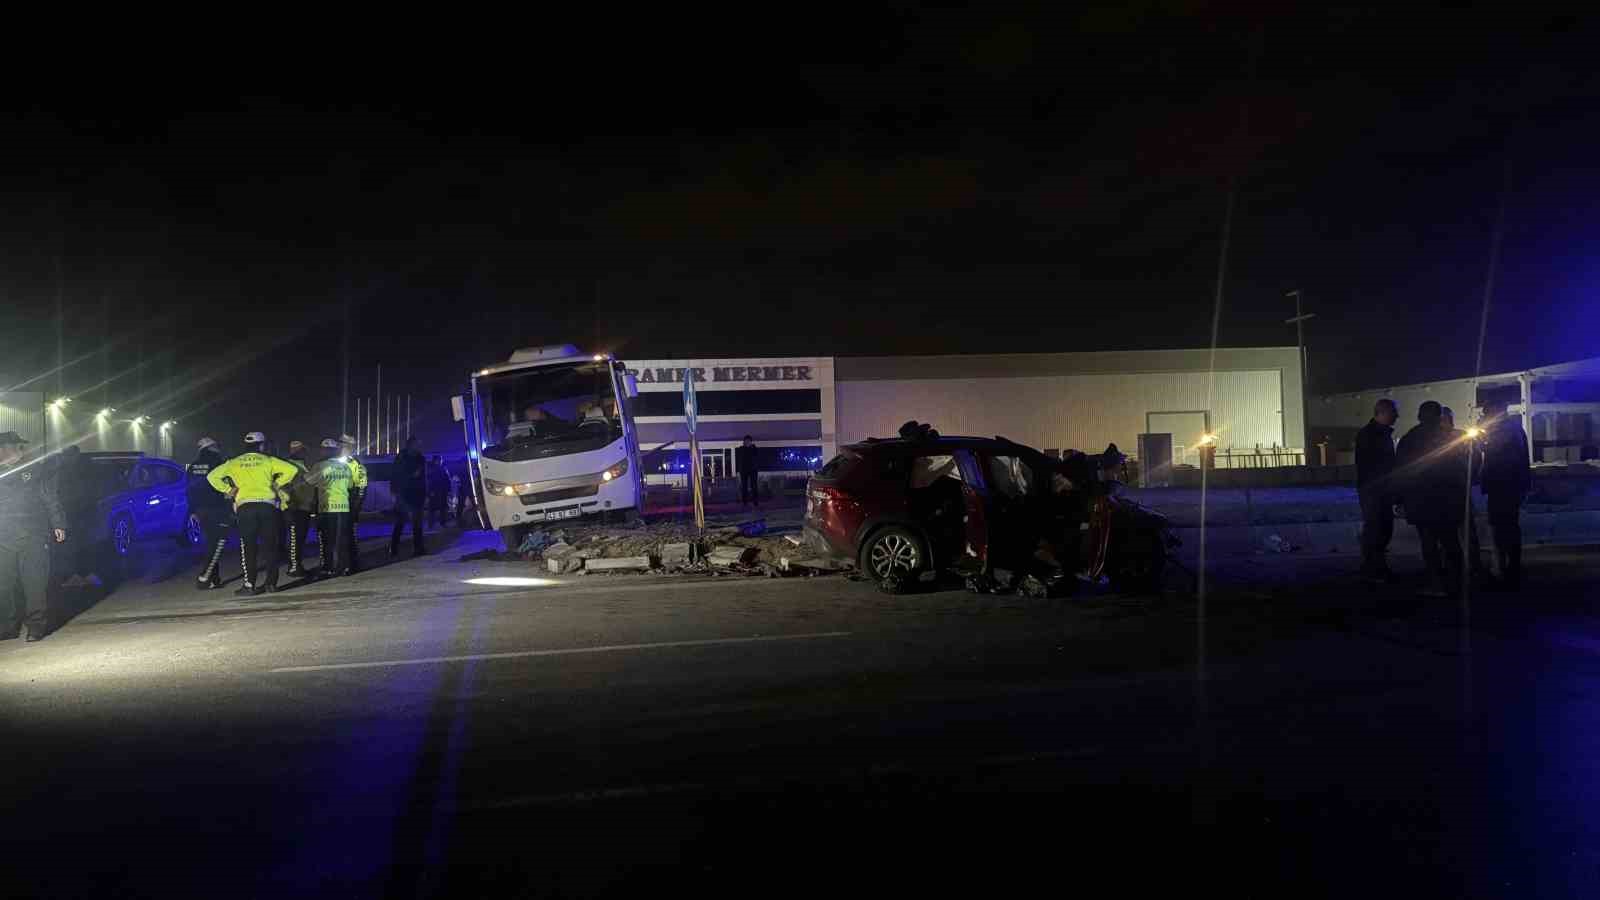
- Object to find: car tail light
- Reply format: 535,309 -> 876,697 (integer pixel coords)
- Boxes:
807,484 -> 843,517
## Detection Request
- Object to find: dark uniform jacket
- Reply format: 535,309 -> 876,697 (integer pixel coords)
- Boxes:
391,449 -> 427,506
0,461 -> 67,549
1481,419 -> 1532,497
734,444 -> 758,475
1396,421 -> 1468,527
425,462 -> 449,499
1355,419 -> 1396,491
185,449 -> 231,516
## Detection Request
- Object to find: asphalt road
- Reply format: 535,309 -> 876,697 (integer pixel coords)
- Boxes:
4,526 -> 1600,898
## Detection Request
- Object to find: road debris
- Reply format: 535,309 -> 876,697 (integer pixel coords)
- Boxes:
469,517 -> 843,579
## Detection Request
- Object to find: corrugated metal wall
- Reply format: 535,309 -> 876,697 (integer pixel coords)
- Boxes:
0,393 -> 45,445
1312,381 -> 1478,433
837,370 -> 1287,456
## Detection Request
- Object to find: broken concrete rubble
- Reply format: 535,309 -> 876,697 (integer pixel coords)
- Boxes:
707,545 -> 760,568
482,516 -> 845,578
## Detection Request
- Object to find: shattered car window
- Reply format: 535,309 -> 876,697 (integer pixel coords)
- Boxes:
986,455 -> 1032,499
910,455 -> 961,489
817,451 -> 859,479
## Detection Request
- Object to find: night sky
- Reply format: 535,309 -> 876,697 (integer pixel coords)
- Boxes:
3,5 -> 1597,453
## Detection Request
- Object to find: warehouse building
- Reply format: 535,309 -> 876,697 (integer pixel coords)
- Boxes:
624,347 -> 1307,485
1313,355 -> 1600,466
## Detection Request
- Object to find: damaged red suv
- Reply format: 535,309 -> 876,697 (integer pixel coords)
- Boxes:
803,436 -> 1053,581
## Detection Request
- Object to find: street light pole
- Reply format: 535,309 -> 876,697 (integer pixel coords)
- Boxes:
1285,290 -> 1316,462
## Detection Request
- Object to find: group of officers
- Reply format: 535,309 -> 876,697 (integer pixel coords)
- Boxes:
186,432 -> 372,596
1356,397 -> 1532,600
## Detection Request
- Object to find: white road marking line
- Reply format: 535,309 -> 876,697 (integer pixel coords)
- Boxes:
267,631 -> 854,674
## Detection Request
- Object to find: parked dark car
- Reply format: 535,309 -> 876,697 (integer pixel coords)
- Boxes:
81,453 -> 199,558
804,436 -> 1045,580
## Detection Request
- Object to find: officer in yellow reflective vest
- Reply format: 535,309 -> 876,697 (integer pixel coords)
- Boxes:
206,432 -> 298,596
305,439 -> 354,578
340,435 -> 368,574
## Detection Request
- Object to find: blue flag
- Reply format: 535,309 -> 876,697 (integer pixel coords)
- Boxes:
682,369 -> 698,435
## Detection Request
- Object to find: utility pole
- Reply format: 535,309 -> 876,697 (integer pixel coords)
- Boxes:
341,286 -> 351,438
1285,290 -> 1316,459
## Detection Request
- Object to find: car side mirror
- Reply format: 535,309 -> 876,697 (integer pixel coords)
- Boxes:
450,395 -> 466,423
624,374 -> 639,399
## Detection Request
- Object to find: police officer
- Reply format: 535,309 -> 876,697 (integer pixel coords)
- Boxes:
340,435 -> 367,574
187,437 -> 233,590
206,432 -> 298,596
280,440 -> 319,579
0,431 -> 68,641
305,438 -> 354,577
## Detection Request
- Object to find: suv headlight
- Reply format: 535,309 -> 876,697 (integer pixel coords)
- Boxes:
601,458 -> 629,482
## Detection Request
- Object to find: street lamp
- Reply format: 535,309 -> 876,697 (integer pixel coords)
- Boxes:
160,420 -> 176,431
98,407 -> 117,419
49,397 -> 71,410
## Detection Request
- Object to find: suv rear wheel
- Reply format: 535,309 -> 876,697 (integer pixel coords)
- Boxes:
110,514 -> 135,557
862,526 -> 928,581
180,513 -> 203,548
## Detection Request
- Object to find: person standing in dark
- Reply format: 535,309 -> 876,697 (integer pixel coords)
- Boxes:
426,455 -> 450,528
1396,401 -> 1468,599
1442,406 -> 1490,581
1481,400 -> 1532,590
735,436 -> 760,508
390,436 -> 427,558
280,441 -> 318,579
186,437 -> 232,590
1355,399 -> 1399,581
0,432 -> 68,641
53,445 -> 99,586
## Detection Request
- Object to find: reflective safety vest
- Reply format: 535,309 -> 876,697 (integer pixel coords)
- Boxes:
207,452 -> 300,509
308,458 -> 354,513
348,457 -> 368,493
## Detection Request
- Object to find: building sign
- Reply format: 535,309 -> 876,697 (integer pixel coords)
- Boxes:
628,365 -> 813,385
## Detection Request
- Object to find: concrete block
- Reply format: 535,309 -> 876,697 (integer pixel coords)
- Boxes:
660,543 -> 693,567
781,556 -> 846,573
708,545 -> 759,567
548,555 -> 586,574
584,556 -> 653,573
